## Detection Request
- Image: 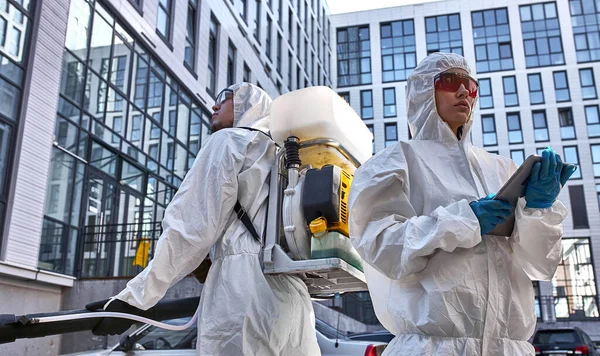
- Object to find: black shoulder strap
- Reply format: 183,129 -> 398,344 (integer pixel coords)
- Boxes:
236,126 -> 280,148
234,201 -> 263,246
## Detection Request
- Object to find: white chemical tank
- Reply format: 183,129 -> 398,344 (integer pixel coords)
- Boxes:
270,86 -> 373,171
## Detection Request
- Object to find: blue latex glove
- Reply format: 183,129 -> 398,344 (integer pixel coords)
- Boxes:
469,194 -> 513,235
525,148 -> 576,208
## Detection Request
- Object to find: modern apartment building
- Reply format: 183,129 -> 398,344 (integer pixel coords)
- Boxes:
331,0 -> 600,336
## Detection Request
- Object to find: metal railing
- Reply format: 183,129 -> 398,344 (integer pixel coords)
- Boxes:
76,221 -> 162,278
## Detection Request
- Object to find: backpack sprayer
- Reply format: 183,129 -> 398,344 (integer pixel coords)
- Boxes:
0,87 -> 373,344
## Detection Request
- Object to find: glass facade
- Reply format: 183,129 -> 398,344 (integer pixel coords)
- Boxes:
381,20 -> 415,82
570,0 -> 600,63
520,2 -> 565,68
554,238 -> 598,320
336,26 -> 371,87
425,14 -> 462,55
0,0 -> 33,245
472,8 -> 514,73
39,0 -> 212,276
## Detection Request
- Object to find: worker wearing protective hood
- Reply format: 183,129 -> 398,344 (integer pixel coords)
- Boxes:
348,53 -> 576,355
91,83 -> 321,356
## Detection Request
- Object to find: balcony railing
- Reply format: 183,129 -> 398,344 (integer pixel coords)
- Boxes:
76,221 -> 162,278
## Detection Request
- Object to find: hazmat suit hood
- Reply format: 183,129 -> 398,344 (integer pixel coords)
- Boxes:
406,52 -> 477,145
227,82 -> 272,132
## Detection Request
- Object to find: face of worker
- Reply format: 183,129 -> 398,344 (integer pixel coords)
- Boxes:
211,92 -> 235,132
434,68 -> 476,134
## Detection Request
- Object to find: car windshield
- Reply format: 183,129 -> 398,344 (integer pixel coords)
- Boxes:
127,317 -> 197,350
315,319 -> 347,340
534,330 -> 580,344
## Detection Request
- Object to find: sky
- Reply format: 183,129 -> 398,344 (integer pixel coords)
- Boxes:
326,0 -> 440,14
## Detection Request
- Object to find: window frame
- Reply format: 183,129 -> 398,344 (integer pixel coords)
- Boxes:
502,75 -> 519,107
506,112 -> 523,144
183,0 -> 200,73
532,110 -> 550,142
579,68 -> 597,100
478,78 -> 493,109
360,89 -> 373,120
481,114 -> 498,146
519,2 -> 565,68
383,87 -> 397,118
156,0 -> 175,47
559,107 -> 577,140
554,70 -> 571,102
563,145 -> 582,179
384,122 -> 398,147
527,73 -> 545,105
585,105 -> 600,138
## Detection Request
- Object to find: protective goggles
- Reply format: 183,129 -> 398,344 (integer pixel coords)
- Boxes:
434,72 -> 479,99
215,88 -> 234,106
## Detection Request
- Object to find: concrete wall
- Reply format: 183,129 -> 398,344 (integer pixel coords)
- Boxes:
0,277 -> 62,356
59,276 -> 203,355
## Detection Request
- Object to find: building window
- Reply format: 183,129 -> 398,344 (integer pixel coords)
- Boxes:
559,108 -> 576,140
520,2 -> 564,68
471,8 -> 514,73
569,186 -> 589,229
425,14 -> 462,55
563,146 -> 582,179
586,105 -> 600,137
553,238 -> 598,320
507,112 -> 523,144
510,149 -> 525,166
207,16 -> 219,95
383,88 -> 396,117
533,281 -> 542,321
385,123 -> 397,147
227,41 -> 236,87
254,0 -> 261,43
243,62 -> 251,83
592,144 -> 600,177
580,68 -> 597,99
503,76 -> 518,107
597,184 -> 600,211
276,33 -> 282,73
360,90 -> 373,120
337,26 -> 371,87
288,51 -> 293,89
156,0 -> 173,41
478,78 -> 493,109
266,16 -> 272,60
533,110 -> 549,142
339,92 -> 350,104
554,71 -> 571,102
367,124 -> 374,154
528,73 -> 544,104
482,114 -> 497,146
569,0 -> 600,63
184,0 -> 199,71
239,0 -> 248,23
381,20 -> 416,82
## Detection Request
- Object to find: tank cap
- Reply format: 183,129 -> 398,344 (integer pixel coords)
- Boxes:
309,217 -> 328,237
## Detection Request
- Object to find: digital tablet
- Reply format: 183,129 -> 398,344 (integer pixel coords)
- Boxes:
489,154 -> 541,237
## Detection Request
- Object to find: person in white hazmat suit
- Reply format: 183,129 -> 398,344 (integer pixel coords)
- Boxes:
348,52 -> 577,355
90,83 -> 321,356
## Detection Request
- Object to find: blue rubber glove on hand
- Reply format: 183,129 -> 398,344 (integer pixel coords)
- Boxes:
525,148 -> 576,209
470,194 -> 513,236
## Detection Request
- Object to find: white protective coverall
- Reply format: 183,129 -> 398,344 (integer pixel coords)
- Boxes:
114,83 -> 320,356
348,53 -> 568,355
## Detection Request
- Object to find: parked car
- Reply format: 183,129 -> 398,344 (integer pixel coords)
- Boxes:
532,327 -> 598,355
62,317 -> 387,356
347,330 -> 395,344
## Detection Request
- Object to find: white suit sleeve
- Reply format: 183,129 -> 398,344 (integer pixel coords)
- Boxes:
349,152 -> 482,280
114,131 -> 248,309
510,197 -> 568,281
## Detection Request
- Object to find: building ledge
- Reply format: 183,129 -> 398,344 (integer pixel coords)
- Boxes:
0,261 -> 75,287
